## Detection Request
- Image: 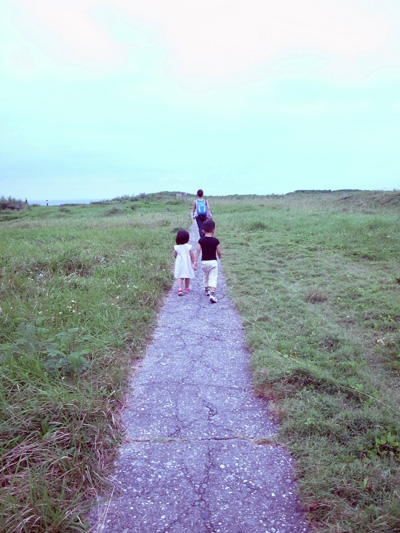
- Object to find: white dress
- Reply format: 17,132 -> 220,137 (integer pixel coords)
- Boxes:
174,244 -> 195,279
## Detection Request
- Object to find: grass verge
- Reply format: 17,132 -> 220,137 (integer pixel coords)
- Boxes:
0,193 -> 191,531
213,190 -> 400,532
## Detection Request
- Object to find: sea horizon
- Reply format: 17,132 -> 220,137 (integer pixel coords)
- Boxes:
29,199 -> 108,206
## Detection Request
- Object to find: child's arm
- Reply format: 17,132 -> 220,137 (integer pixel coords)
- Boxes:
216,244 -> 221,259
189,248 -> 197,269
192,201 -> 197,218
174,250 -> 177,258
194,243 -> 201,267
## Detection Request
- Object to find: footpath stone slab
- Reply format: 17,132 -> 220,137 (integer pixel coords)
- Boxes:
90,222 -> 310,533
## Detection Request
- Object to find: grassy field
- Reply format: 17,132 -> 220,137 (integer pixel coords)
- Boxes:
1,190 -> 399,531
0,193 -> 190,531
213,190 -> 400,532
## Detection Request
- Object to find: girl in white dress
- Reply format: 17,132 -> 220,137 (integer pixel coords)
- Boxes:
174,230 -> 196,296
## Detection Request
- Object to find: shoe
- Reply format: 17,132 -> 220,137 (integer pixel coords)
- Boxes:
204,288 -> 210,296
209,294 -> 218,303
184,287 -> 191,292
178,290 -> 183,296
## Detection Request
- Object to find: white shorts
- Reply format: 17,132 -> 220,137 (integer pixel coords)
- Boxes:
201,260 -> 218,288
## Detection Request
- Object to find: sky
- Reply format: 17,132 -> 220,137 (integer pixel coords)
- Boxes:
1,0 -> 399,201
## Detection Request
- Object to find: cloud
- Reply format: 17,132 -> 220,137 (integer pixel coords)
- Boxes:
6,0 -> 399,83
120,0 -> 395,80
19,0 -> 123,64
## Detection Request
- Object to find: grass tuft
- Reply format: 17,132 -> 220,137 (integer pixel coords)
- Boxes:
306,289 -> 328,303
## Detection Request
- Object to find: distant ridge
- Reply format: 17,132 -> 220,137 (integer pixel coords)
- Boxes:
291,189 -> 362,194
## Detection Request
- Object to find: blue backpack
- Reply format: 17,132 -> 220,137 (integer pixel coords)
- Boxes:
196,198 -> 207,215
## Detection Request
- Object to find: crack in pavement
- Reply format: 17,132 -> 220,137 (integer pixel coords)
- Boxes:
124,436 -> 275,445
193,444 -> 216,533
90,221 -> 310,533
202,400 -> 218,421
166,444 -> 216,533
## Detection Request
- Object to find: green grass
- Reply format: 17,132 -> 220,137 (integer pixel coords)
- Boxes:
0,193 -> 191,531
213,190 -> 400,532
2,189 -> 400,531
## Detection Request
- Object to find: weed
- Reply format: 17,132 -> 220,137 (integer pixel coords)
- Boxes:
306,289 -> 328,303
104,207 -> 123,216
362,428 -> 400,461
247,220 -> 268,231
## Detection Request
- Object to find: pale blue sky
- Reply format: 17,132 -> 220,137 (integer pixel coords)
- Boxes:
1,0 -> 399,201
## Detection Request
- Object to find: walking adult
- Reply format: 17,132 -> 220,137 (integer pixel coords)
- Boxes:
192,189 -> 211,238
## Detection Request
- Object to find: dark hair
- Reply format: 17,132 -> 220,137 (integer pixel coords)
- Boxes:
176,229 -> 190,245
202,219 -> 215,233
197,189 -> 204,197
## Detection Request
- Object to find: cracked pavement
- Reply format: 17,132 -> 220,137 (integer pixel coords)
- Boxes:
90,223 -> 310,533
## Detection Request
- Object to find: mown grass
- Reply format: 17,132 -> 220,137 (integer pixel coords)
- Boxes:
0,193 -> 190,531
213,190 -> 400,532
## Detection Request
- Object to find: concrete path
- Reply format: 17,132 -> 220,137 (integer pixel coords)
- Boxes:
91,223 -> 309,533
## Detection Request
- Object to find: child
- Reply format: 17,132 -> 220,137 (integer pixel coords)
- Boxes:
174,229 -> 196,296
194,219 -> 221,303
192,189 -> 211,239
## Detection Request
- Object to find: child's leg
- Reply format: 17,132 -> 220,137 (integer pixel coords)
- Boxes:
184,278 -> 191,290
177,278 -> 183,294
208,262 -> 218,303
202,263 -> 210,292
208,262 -> 218,291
